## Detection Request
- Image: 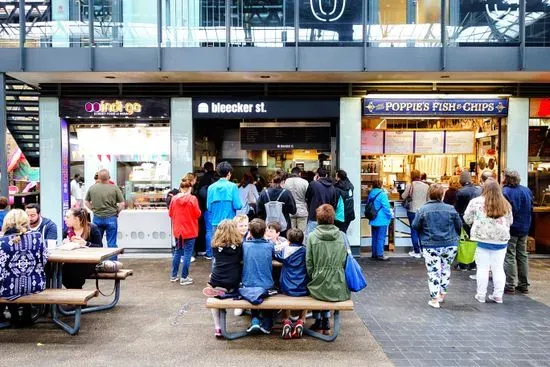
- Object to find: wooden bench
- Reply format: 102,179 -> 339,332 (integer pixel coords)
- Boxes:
0,289 -> 98,335
58,269 -> 133,317
206,295 -> 354,342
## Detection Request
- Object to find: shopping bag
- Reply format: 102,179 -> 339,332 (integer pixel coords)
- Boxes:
456,230 -> 477,264
345,250 -> 367,292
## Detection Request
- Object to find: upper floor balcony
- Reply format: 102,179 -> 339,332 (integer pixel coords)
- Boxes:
1,0 -> 550,77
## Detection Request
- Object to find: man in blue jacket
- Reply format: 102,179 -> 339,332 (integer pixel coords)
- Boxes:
25,203 -> 58,241
206,162 -> 242,259
502,169 -> 533,294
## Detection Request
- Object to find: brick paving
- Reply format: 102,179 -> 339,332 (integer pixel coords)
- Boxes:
353,257 -> 550,367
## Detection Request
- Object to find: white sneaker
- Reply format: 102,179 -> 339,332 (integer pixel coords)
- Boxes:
180,277 -> 193,285
191,256 -> 196,263
474,294 -> 486,303
170,277 -> 179,283
469,274 -> 477,280
428,299 -> 440,308
408,251 -> 422,259
234,308 -> 244,316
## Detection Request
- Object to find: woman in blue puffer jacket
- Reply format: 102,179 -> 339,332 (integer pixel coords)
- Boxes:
367,181 -> 393,261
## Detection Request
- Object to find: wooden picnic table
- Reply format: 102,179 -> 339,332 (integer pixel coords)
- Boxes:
48,247 -> 124,264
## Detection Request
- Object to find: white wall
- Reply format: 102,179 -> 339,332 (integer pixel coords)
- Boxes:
171,98 -> 194,188
339,98 -> 362,255
505,98 -> 529,184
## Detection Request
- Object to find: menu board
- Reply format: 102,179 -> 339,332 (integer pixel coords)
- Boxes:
445,131 -> 475,154
415,131 -> 444,154
361,130 -> 384,154
240,122 -> 330,150
384,131 -> 414,154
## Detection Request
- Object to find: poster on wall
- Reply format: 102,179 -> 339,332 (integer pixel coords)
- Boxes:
415,131 -> 444,154
385,131 -> 414,154
361,130 -> 384,154
530,98 -> 550,117
445,131 -> 475,154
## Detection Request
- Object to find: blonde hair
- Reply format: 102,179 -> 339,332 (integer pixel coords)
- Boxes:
211,220 -> 243,248
180,173 -> 196,189
2,209 -> 30,243
233,214 -> 249,224
482,179 -> 511,219
448,176 -> 461,190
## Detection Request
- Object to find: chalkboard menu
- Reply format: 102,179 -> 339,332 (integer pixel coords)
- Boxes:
240,122 -> 331,150
529,126 -> 550,157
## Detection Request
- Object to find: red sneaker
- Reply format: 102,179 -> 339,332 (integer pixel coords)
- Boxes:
281,319 -> 292,339
292,320 -> 304,339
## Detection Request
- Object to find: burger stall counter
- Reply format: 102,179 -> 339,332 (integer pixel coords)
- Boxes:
116,209 -> 171,250
533,206 -> 550,254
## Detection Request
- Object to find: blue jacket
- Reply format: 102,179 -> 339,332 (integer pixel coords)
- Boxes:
242,238 -> 275,290
0,210 -> 6,228
275,244 -> 309,297
412,200 -> 462,248
206,178 -> 242,226
367,188 -> 392,227
502,184 -> 533,236
32,217 -> 58,241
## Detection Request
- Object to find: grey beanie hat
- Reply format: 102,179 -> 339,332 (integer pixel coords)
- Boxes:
459,171 -> 471,186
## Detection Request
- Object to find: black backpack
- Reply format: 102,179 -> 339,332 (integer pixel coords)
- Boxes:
364,191 -> 382,221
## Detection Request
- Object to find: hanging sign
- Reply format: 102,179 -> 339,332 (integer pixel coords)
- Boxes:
60,98 -> 170,119
363,98 -> 508,116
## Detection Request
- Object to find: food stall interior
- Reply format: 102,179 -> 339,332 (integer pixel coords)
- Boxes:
193,119 -> 338,181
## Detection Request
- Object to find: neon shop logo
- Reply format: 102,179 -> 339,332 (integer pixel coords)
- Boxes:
310,0 -> 347,22
84,100 -> 143,115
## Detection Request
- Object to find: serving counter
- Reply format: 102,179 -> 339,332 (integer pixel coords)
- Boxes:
533,206 -> 550,254
360,199 -> 413,251
117,209 -> 171,250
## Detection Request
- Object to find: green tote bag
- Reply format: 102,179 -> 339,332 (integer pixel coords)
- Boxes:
456,229 -> 477,265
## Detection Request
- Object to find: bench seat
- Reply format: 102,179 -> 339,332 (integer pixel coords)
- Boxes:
206,295 -> 353,311
89,269 -> 133,280
0,289 -> 99,335
206,294 -> 354,342
0,289 -> 98,306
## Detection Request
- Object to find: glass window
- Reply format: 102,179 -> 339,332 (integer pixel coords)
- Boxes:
525,0 -> 550,46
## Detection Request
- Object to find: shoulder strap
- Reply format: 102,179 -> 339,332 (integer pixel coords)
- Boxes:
275,189 -> 285,201
369,191 -> 382,203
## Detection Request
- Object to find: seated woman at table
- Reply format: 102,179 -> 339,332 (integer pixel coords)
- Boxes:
0,209 -> 47,327
61,208 -> 103,289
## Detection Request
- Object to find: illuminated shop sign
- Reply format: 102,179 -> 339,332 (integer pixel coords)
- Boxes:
193,99 -> 339,119
363,98 -> 509,116
60,98 -> 170,119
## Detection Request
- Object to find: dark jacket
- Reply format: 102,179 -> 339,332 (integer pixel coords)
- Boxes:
257,188 -> 297,230
63,223 -> 103,248
305,178 -> 339,222
454,183 -> 481,235
209,245 -> 243,291
412,200 -> 462,248
32,217 -> 58,241
443,188 -> 458,206
275,244 -> 309,297
197,171 -> 217,212
334,179 -> 356,223
502,184 -> 533,236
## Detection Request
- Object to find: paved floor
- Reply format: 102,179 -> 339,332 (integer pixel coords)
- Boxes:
354,257 -> 550,367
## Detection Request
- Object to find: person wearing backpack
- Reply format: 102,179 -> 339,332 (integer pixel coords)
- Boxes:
366,181 -> 393,261
257,174 -> 297,238
334,170 -> 356,233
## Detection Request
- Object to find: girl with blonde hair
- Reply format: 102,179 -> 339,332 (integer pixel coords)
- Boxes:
202,219 -> 243,338
464,179 -> 512,304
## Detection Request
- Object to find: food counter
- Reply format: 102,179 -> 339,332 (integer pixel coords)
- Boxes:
117,209 -> 171,250
360,199 -> 413,251
533,206 -> 550,254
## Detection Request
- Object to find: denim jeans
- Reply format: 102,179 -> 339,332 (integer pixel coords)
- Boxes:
371,225 -> 387,258
504,235 -> 530,291
306,220 -> 318,239
93,215 -> 118,260
172,238 -> 196,279
407,211 -> 421,253
203,211 -> 213,258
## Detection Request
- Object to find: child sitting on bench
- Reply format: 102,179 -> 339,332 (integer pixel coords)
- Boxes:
265,221 -> 289,252
202,220 -> 244,338
274,228 -> 309,340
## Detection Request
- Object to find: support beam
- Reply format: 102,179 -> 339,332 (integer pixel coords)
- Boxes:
19,0 -> 26,71
170,98 -> 193,188
0,74 -> 7,197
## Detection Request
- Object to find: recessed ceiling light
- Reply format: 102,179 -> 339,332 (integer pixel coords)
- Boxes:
260,75 -> 271,79
440,75 -> 450,79
105,76 -> 116,79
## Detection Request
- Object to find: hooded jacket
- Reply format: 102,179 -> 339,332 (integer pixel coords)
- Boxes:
367,188 -> 392,227
334,178 -> 356,223
30,217 -> 58,241
169,193 -> 201,240
305,178 -> 339,222
502,184 -> 533,236
306,224 -> 350,302
206,178 -> 242,226
275,244 -> 309,297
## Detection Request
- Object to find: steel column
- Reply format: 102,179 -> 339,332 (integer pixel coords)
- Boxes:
441,0 -> 447,70
519,0 -> 526,70
225,0 -> 231,71
294,0 -> 299,71
19,0 -> 26,70
0,73 -> 7,197
362,0 -> 368,71
157,0 -> 163,70
88,0 -> 95,70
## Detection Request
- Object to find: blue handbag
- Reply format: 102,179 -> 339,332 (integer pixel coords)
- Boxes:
345,249 -> 367,292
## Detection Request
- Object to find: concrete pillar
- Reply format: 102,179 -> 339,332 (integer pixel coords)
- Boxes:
339,97 -> 362,256
39,97 -> 63,240
171,98 -> 193,188
0,73 -> 7,197
504,98 -> 529,184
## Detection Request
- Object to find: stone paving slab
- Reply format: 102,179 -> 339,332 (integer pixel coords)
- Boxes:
0,259 -> 392,367
353,256 -> 550,367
